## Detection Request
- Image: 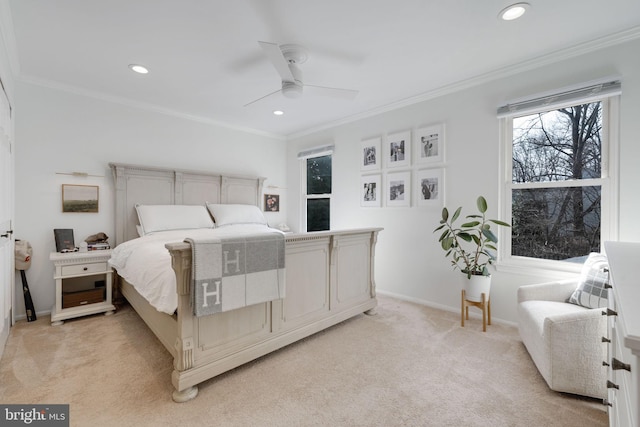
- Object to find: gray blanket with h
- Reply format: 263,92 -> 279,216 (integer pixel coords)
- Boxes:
185,232 -> 285,317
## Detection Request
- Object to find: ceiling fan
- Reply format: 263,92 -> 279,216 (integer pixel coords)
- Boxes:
243,41 -> 359,107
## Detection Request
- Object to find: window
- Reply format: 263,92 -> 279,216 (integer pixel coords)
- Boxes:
499,80 -> 619,268
299,145 -> 333,232
306,155 -> 331,231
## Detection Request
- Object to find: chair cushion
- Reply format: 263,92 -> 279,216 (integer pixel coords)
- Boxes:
519,300 -> 591,337
567,252 -> 609,309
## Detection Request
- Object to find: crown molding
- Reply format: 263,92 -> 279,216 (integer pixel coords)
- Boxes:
17,74 -> 286,141
2,0 -> 284,141
3,9 -> 639,143
287,25 -> 640,140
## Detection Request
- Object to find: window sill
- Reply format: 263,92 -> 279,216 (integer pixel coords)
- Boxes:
494,256 -> 581,280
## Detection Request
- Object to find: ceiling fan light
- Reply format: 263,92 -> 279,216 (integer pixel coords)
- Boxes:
499,3 -> 530,21
282,82 -> 303,99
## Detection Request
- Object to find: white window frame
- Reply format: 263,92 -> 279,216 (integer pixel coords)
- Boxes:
497,94 -> 619,276
298,146 -> 333,232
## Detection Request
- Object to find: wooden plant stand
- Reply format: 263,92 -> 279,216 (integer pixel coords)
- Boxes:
461,289 -> 491,332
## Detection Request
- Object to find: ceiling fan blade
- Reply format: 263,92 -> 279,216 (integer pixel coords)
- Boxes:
243,88 -> 282,108
258,41 -> 295,83
305,84 -> 359,100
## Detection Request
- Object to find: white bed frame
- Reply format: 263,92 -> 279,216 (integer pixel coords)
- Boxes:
110,163 -> 381,402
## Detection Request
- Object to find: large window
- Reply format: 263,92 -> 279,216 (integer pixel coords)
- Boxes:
499,81 -> 619,267
302,151 -> 332,232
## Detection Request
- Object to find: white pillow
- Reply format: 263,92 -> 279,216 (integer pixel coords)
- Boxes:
135,204 -> 214,235
206,203 -> 267,227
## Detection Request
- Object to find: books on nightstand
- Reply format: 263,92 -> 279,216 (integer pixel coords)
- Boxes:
87,242 -> 111,251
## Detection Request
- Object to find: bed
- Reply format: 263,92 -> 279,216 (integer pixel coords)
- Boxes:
109,163 -> 382,402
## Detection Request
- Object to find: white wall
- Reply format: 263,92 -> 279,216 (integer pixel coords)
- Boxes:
287,38 -> 640,324
13,83 -> 287,319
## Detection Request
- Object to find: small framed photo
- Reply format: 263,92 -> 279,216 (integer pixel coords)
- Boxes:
385,171 -> 411,207
361,174 -> 381,207
385,130 -> 411,169
54,228 -> 76,252
415,168 -> 444,207
264,194 -> 280,212
361,137 -> 381,172
415,124 -> 444,164
62,184 -> 99,213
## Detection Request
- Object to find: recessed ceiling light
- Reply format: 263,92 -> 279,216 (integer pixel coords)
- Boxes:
499,3 -> 530,21
128,64 -> 149,74
273,110 -> 284,116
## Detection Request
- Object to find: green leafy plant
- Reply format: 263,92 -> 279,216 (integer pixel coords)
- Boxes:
434,196 -> 510,278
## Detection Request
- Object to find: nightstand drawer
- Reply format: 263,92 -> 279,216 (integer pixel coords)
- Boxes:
61,262 -> 107,276
62,288 -> 105,308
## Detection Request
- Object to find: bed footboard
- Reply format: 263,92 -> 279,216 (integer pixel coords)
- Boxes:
164,227 -> 381,402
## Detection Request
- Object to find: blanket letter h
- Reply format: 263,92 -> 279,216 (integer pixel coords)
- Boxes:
185,233 -> 285,316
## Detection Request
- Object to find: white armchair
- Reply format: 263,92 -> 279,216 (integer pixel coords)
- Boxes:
517,278 -> 607,399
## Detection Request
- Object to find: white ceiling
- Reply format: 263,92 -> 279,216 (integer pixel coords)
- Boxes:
3,0 -> 640,138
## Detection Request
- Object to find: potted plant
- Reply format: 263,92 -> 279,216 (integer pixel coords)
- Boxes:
433,196 -> 510,301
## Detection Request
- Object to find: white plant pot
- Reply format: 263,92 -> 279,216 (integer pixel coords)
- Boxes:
462,274 -> 491,303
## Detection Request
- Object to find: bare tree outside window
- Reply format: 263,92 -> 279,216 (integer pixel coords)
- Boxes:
306,155 -> 331,231
511,102 -> 602,260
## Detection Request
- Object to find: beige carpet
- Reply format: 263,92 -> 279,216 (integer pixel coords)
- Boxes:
0,296 -> 607,427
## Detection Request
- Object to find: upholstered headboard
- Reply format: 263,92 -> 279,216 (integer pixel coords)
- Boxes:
109,163 -> 265,246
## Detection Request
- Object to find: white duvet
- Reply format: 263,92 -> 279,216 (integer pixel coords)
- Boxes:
108,225 -> 284,314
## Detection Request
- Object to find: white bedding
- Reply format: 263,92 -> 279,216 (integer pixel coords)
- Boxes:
108,225 -> 285,314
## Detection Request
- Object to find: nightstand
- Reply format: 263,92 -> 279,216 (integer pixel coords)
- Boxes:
49,250 -> 116,325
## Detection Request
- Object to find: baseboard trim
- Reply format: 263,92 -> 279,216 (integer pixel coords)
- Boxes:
376,290 -> 517,327
13,309 -> 51,323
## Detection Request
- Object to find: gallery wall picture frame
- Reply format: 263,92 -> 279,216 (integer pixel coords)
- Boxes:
415,123 -> 445,165
361,174 -> 382,207
385,170 -> 411,207
61,184 -> 99,213
385,130 -> 411,169
415,168 -> 444,208
360,137 -> 382,172
264,194 -> 280,212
